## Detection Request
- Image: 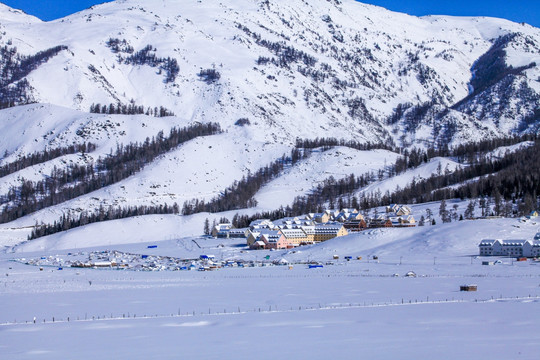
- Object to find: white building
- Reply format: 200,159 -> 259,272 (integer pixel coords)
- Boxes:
479,239 -> 540,257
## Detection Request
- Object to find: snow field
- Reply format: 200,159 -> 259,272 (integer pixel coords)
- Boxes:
0,256 -> 539,359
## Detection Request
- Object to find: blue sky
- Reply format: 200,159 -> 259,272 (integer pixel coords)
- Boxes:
1,0 -> 539,27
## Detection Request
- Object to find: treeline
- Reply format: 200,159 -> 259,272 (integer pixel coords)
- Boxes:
450,134 -> 537,162
395,134 -> 538,175
0,123 -> 222,224
29,203 -> 180,240
365,139 -> 540,215
181,148 -> 311,215
89,102 -> 175,117
297,134 -> 536,177
0,143 -> 96,178
295,137 -> 396,152
22,133 -> 540,239
1,45 -> 68,109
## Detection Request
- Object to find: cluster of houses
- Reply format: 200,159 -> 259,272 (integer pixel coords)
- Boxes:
479,232 -> 540,258
212,205 -> 416,250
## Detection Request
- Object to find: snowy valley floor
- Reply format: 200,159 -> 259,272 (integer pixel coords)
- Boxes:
1,218 -> 540,359
1,300 -> 539,359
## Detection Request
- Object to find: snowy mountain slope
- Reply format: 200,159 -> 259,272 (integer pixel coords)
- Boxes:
356,157 -> 462,197
0,113 -> 532,247
0,0 -> 538,146
254,147 -> 399,210
0,105 -> 291,228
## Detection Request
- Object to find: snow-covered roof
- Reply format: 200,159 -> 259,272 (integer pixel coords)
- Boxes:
501,239 -> 530,246
479,239 -> 502,246
280,228 -> 307,238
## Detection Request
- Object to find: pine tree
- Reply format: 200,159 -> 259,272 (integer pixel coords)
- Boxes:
203,218 -> 210,235
439,200 -> 451,223
464,200 -> 476,219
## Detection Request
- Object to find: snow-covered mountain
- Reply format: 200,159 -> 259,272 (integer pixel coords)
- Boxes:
1,0 -> 539,146
0,0 -> 539,241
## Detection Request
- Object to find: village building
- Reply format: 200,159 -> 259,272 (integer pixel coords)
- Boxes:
247,229 -> 289,250
389,215 -> 416,227
261,231 -> 290,250
386,204 -> 412,216
313,224 -> 348,242
273,217 -> 314,228
300,225 -> 316,243
211,223 -> 233,238
343,218 -> 368,232
228,228 -> 249,238
479,239 -> 540,258
246,229 -> 263,248
332,211 -> 364,223
309,212 -> 331,224
249,219 -> 274,230
369,215 -> 393,228
280,228 -> 310,246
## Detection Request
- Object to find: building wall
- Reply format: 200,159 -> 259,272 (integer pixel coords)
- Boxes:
479,240 -> 539,257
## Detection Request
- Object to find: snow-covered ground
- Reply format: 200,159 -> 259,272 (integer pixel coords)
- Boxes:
1,215 -> 539,359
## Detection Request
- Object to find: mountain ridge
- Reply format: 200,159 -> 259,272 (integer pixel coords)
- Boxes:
0,0 -> 538,147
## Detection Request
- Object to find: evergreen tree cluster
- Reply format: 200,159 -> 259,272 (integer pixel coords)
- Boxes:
198,68 -> 221,84
295,137 -> 396,152
111,42 -> 179,83
234,118 -> 251,126
29,203 -> 180,240
105,38 -> 134,54
393,147 -> 429,175
0,123 -> 222,224
0,45 -> 68,109
0,143 -> 96,178
89,102 -> 175,117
